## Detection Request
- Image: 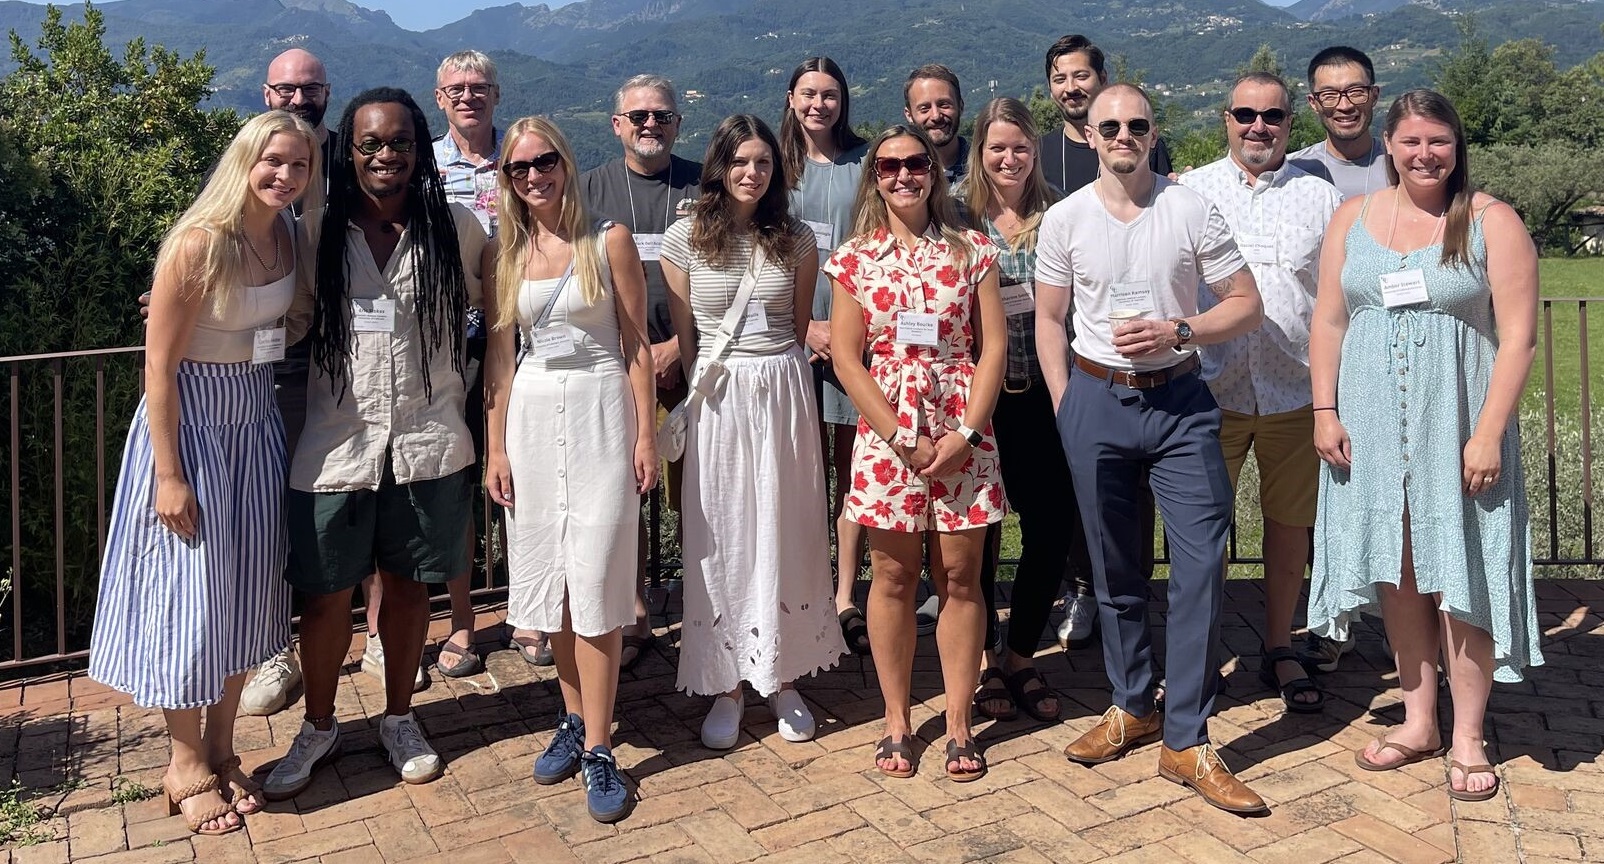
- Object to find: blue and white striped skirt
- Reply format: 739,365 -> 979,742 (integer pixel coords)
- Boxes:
88,360 -> 291,709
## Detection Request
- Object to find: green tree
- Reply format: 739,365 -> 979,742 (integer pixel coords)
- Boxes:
1242,43 -> 1284,77
1472,144 -> 1604,251
0,121 -> 44,290
1026,86 -> 1059,139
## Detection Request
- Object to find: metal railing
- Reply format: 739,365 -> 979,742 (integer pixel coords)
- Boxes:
2,299 -> 1599,673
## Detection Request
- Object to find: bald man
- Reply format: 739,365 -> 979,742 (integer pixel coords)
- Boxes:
1035,83 -> 1269,815
264,49 -> 331,146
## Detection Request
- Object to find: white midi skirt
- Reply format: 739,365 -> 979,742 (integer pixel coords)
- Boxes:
504,361 -> 639,637
676,346 -> 846,696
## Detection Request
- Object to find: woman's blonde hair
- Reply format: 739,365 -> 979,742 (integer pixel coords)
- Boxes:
492,116 -> 606,330
964,98 -> 1059,254
152,110 -> 322,309
847,125 -> 973,268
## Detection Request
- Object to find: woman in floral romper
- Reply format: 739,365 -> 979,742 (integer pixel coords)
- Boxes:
823,125 -> 1006,782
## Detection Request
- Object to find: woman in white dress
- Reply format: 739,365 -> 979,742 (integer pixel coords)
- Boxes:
482,116 -> 656,823
662,114 -> 845,749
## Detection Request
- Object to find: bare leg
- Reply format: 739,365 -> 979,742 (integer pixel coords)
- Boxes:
1263,516 -> 1316,704
1360,515 -> 1442,766
830,424 -> 866,613
164,707 -> 239,832
203,673 -> 259,813
1441,612 -> 1497,795
375,571 -> 429,717
362,573 -> 383,638
443,571 -> 476,651
300,587 -> 357,726
865,528 -> 922,775
931,528 -> 986,774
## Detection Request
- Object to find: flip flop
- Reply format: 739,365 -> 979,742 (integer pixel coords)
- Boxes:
1446,758 -> 1500,802
874,736 -> 917,779
945,738 -> 987,783
838,607 -> 870,656
434,638 -> 484,678
1353,737 -> 1445,771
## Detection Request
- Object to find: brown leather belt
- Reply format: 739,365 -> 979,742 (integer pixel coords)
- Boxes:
1073,353 -> 1200,389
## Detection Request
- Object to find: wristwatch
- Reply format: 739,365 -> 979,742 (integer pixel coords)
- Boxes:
1171,318 -> 1194,347
954,423 -> 983,447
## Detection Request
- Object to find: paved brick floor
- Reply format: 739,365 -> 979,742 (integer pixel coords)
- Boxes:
2,577 -> 1602,863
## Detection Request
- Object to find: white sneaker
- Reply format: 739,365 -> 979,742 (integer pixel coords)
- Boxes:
379,711 -> 442,784
701,694 -> 744,750
241,647 -> 301,716
361,632 -> 427,692
768,690 -> 815,742
1057,593 -> 1097,649
262,720 -> 340,801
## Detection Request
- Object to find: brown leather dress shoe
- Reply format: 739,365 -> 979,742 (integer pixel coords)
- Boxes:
1063,706 -> 1163,765
1158,743 -> 1269,815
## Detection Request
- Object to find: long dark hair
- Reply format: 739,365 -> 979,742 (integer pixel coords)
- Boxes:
313,87 -> 467,400
1384,89 -> 1475,270
691,114 -> 805,268
779,57 -> 868,189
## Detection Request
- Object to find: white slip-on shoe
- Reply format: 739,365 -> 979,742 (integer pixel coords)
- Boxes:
701,694 -> 745,750
768,689 -> 816,743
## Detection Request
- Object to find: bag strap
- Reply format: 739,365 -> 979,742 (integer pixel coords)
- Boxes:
524,220 -> 614,339
684,242 -> 768,396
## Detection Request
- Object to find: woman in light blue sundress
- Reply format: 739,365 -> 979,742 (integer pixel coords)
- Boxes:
1307,90 -> 1540,804
89,111 -> 321,836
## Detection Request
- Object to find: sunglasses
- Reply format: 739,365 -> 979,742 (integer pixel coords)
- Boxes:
1228,107 -> 1288,126
1312,86 -> 1376,109
502,151 -> 562,179
354,137 -> 415,156
618,110 -> 678,126
873,153 -> 934,179
1094,118 -> 1152,138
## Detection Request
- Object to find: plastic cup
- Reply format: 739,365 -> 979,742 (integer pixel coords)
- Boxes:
1109,309 -> 1148,327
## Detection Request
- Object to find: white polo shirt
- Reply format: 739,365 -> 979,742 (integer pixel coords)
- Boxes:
1035,176 -> 1246,372
1179,157 -> 1341,415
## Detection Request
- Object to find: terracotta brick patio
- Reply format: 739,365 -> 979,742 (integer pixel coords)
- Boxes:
3,576 -> 1602,863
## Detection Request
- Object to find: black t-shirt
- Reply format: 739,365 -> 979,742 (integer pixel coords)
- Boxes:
1038,129 -> 1174,194
578,155 -> 703,343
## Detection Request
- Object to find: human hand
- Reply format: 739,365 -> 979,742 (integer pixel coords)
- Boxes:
805,320 -> 832,361
485,452 -> 515,508
651,338 -> 682,389
920,430 -> 973,478
1313,413 -> 1351,470
1111,319 -> 1178,358
635,436 -> 660,494
897,435 -> 936,472
1462,434 -> 1502,496
155,476 -> 198,542
138,291 -> 152,322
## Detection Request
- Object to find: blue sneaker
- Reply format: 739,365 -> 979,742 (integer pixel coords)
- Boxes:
532,713 -> 585,785
580,745 -> 632,823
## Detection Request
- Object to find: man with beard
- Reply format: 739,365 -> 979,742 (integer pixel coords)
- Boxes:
263,49 -> 335,170
262,88 -> 487,798
579,74 -> 702,671
1039,35 -> 1173,194
1035,84 -> 1268,814
1288,46 -> 1390,200
903,64 -> 969,185
1178,72 -> 1341,715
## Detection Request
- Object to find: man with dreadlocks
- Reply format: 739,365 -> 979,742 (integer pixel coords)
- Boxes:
263,88 -> 488,798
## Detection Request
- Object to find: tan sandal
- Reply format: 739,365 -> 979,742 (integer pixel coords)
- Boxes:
163,773 -> 243,836
1353,737 -> 1445,772
1446,758 -> 1500,802
213,755 -> 263,815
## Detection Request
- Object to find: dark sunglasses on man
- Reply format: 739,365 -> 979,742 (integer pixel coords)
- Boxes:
1228,107 -> 1288,126
873,153 -> 933,179
1094,118 -> 1152,138
354,137 -> 415,156
502,151 -> 562,179
617,109 -> 678,126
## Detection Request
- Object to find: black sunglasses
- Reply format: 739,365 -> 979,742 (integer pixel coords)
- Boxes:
1094,118 -> 1152,138
502,151 -> 562,179
873,153 -> 933,179
618,110 -> 678,126
354,137 -> 415,156
1228,107 -> 1288,126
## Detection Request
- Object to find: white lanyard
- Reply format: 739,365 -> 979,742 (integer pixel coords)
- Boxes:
625,162 -> 676,231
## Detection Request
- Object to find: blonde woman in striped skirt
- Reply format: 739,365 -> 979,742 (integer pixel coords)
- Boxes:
88,111 -> 322,836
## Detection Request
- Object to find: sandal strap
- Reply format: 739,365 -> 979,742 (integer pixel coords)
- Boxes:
1262,645 -> 1304,665
213,755 -> 241,775
439,639 -> 475,658
168,773 -> 221,802
876,736 -> 913,760
1375,738 -> 1434,760
184,799 -> 235,831
1449,759 -> 1495,774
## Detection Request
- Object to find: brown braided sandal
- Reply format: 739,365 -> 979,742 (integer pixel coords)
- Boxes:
163,773 -> 243,836
213,755 -> 263,815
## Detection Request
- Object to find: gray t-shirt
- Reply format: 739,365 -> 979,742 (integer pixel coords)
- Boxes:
788,144 -> 867,425
579,155 -> 703,343
1287,137 -> 1390,201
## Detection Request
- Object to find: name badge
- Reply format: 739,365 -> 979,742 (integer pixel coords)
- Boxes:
633,232 -> 664,262
1000,280 -> 1035,318
251,327 -> 286,364
740,299 -> 768,337
895,311 -> 939,346
531,325 -> 577,360
352,298 -> 396,333
1237,233 -> 1276,265
1110,280 -> 1153,314
1380,268 -> 1430,308
803,219 -> 833,251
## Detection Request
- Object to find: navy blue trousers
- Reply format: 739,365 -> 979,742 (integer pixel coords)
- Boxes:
1057,363 -> 1232,750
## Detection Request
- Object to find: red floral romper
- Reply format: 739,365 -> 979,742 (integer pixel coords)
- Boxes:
822,227 -> 1007,532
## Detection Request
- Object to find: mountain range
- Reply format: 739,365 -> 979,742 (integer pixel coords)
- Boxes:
2,0 -> 1601,167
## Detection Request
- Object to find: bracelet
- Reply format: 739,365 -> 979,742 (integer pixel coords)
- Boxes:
1312,406 -> 1338,412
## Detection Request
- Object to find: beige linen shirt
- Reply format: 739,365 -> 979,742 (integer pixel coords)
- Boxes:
287,203 -> 487,492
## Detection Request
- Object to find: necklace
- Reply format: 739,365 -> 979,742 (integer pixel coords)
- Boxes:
245,225 -> 282,272
1382,187 -> 1446,270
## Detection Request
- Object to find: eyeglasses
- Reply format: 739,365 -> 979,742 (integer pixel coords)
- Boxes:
266,82 -> 326,99
1228,107 -> 1288,126
440,83 -> 495,101
1094,118 -> 1152,138
618,110 -> 678,126
1312,86 -> 1375,109
354,137 -> 415,156
502,151 -> 562,179
873,154 -> 934,179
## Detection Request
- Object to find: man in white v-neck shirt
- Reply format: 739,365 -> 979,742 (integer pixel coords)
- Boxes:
1035,83 -> 1271,816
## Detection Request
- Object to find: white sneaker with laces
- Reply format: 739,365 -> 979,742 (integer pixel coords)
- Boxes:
768,689 -> 816,742
1057,593 -> 1097,649
241,647 -> 301,716
380,711 -> 442,784
361,632 -> 426,692
262,720 -> 340,801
